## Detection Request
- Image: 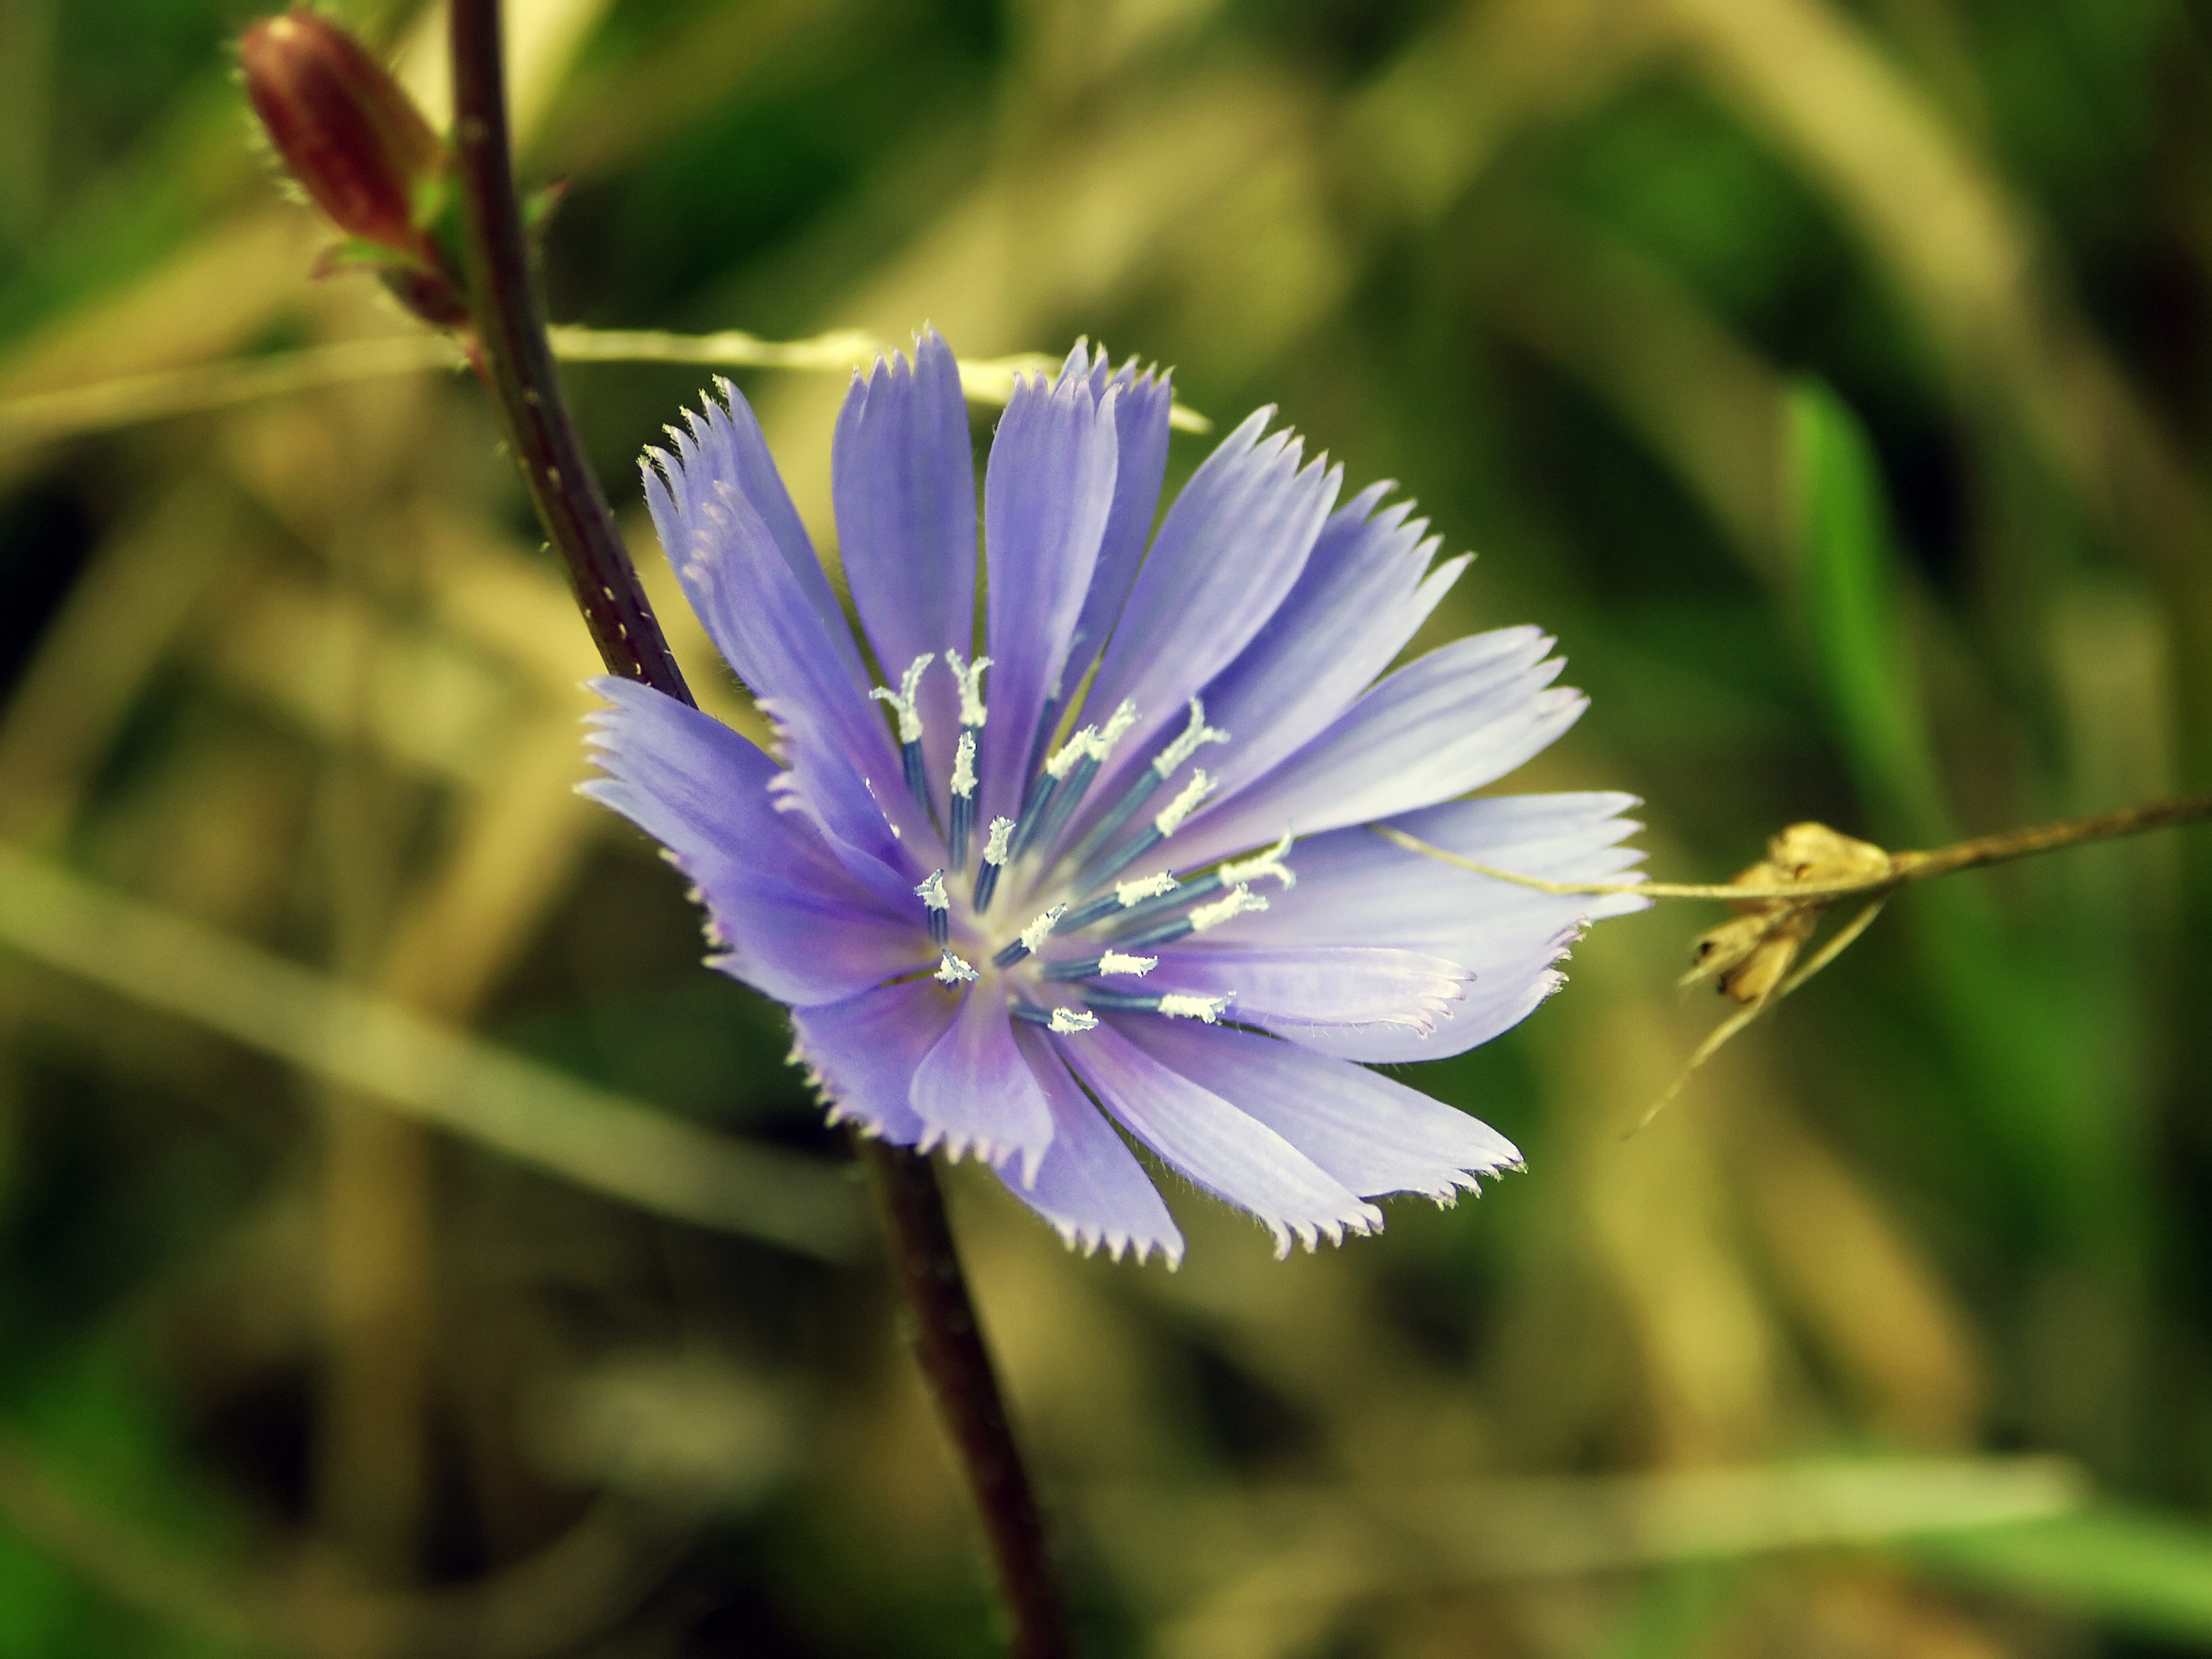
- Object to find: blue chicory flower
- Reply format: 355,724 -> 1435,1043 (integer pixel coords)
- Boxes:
581,329 -> 1647,1266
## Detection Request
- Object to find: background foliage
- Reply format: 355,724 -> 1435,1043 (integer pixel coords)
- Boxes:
2,0 -> 2211,1653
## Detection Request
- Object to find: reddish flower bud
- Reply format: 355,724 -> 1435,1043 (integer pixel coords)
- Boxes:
240,8 -> 442,256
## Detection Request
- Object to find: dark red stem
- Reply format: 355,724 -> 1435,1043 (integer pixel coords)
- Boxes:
448,0 -> 691,702
444,7 -> 1070,1652
857,1139 -> 1071,1659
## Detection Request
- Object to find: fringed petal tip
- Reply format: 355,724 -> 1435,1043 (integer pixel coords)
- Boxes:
1414,1155 -> 1526,1209
1267,1200 -> 1388,1261
916,1128 -> 1050,1189
1050,1217 -> 1185,1271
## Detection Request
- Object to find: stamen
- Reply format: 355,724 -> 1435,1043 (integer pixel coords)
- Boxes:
1008,728 -> 1094,861
1218,829 -> 1297,891
945,649 -> 992,726
869,653 -> 934,744
1160,993 -> 1231,1023
1151,698 -> 1231,779
1012,1000 -> 1099,1033
1120,871 -> 1181,906
1064,699 -> 1229,872
935,949 -> 978,985
1113,882 -> 1265,952
1060,870 -> 1179,931
1046,949 -> 1160,981
973,815 -> 1016,912
1080,988 -> 1232,1023
1082,770 -> 1217,891
870,653 -> 935,814
1190,882 -> 1269,932
915,868 -> 950,945
1027,698 -> 1138,859
1155,769 -> 1218,836
993,903 -> 1067,968
949,730 -> 978,868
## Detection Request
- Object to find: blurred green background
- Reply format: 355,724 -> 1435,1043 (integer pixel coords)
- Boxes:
3,0 -> 2211,1653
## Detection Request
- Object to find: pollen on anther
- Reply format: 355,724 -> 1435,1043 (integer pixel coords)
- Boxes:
1219,829 -> 1298,891
1098,950 -> 1156,976
1190,883 -> 1268,932
1158,992 -> 1230,1023
1048,1006 -> 1097,1034
1046,727 -> 1097,780
947,649 -> 993,726
1019,904 -> 1067,953
1155,769 -> 1217,836
1151,697 -> 1230,777
1117,871 -> 1179,907
870,653 -> 935,744
983,817 -> 1017,867
951,730 -> 977,798
935,950 -> 979,985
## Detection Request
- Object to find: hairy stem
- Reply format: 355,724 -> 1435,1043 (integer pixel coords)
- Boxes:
448,0 -> 690,701
857,1138 -> 1071,1659
445,7 -> 1069,1651
1376,789 -> 2212,904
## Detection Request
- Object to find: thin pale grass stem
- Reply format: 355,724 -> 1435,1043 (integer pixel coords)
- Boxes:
0,329 -> 1212,445
1374,789 -> 2212,904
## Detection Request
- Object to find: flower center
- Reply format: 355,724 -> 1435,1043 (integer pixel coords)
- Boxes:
885,654 -> 1295,1029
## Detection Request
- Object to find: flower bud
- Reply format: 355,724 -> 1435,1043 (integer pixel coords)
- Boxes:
239,8 -> 442,256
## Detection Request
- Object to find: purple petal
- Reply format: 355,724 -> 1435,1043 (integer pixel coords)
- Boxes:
1073,411 -> 1340,825
832,329 -> 978,801
1195,792 -> 1647,1057
1113,1019 -> 1521,1200
977,371 -> 1122,825
789,981 -> 952,1143
1057,1021 -> 1382,1256
1141,943 -> 1470,1035
644,384 -> 869,697
1063,347 -> 1176,676
1196,483 -> 1465,803
581,679 -> 926,1004
911,989 -> 1057,1176
1263,922 -> 1585,1061
998,1024 -> 1185,1266
644,398 -> 935,859
1170,629 -> 1584,865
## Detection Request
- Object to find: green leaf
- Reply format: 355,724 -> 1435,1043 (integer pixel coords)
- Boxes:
1785,379 -> 1951,847
1911,1508 -> 2212,1644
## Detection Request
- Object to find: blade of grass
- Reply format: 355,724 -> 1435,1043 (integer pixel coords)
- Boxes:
0,844 -> 864,1262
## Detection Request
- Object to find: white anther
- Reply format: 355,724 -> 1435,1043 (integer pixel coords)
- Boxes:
1190,883 -> 1269,933
1153,769 -> 1216,836
1159,993 -> 1231,1023
982,817 -> 1017,867
1045,726 -> 1097,780
869,653 -> 935,744
1048,1007 -> 1098,1034
951,730 -> 977,798
1098,950 -> 1157,976
935,950 -> 979,985
914,869 -> 949,911
1088,699 -> 1139,760
1218,830 -> 1297,892
1151,697 -> 1230,777
947,649 -> 993,726
1115,871 -> 1179,907
1019,904 -> 1067,953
